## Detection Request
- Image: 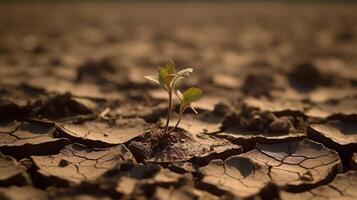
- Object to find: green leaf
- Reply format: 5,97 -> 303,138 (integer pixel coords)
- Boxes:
144,76 -> 160,85
166,60 -> 176,74
147,61 -> 193,91
158,67 -> 168,86
158,66 -> 175,90
182,87 -> 202,106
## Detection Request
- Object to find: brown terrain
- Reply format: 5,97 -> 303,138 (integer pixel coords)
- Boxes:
0,2 -> 357,200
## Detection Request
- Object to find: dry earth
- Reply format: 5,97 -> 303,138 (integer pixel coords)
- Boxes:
0,2 -> 357,200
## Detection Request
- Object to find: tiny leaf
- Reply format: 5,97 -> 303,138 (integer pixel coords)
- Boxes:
182,87 -> 202,106
158,67 -> 168,86
166,59 -> 176,74
144,76 -> 160,85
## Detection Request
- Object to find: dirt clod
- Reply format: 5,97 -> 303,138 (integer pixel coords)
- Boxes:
268,117 -> 292,133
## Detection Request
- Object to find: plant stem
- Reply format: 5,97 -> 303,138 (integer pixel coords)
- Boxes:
167,107 -> 185,134
163,89 -> 173,135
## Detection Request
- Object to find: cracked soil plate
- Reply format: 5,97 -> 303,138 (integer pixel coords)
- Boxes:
58,118 -> 149,146
310,120 -> 357,151
167,112 -> 223,134
280,171 -> 357,200
245,139 -> 341,191
200,155 -> 270,199
0,121 -> 69,157
306,97 -> 357,119
200,139 -> 341,198
217,126 -> 305,145
244,97 -> 307,115
0,153 -> 29,186
31,143 -> 135,184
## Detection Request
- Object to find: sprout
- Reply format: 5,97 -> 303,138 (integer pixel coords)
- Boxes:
145,60 -> 201,135
167,87 -> 202,134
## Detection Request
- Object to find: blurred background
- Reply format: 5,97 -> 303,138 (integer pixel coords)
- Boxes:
0,0 -> 356,100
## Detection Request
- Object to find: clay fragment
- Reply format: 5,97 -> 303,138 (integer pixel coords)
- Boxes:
167,112 -> 223,134
0,120 -> 69,158
245,139 -> 341,191
32,143 -> 135,184
58,118 -> 149,146
199,139 -> 341,198
309,120 -> 357,151
280,171 -> 357,200
244,97 -> 306,115
0,153 -> 30,186
200,155 -> 271,198
95,163 -> 191,197
306,97 -> 357,119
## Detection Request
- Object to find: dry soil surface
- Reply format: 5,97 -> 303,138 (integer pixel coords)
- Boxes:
0,2 -> 357,200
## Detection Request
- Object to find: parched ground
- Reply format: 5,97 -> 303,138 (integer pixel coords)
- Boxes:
0,2 -> 357,200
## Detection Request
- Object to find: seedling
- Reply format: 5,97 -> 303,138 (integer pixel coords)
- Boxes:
145,60 -> 202,135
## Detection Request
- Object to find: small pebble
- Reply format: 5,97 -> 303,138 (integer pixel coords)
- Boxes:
58,159 -> 69,167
